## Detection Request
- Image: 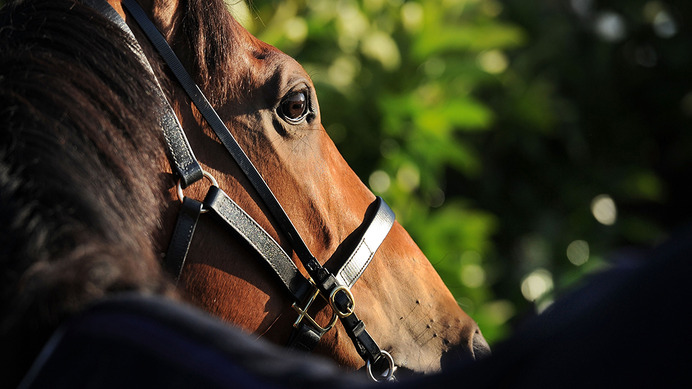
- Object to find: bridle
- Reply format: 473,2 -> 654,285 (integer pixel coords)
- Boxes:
85,0 -> 398,381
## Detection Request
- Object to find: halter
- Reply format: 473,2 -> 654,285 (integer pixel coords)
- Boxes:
85,0 -> 397,381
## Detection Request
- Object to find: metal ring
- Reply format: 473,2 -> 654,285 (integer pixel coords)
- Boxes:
366,350 -> 396,382
329,285 -> 355,318
176,170 -> 219,212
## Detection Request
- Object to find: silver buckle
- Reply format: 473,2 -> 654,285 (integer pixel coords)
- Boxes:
366,350 -> 396,382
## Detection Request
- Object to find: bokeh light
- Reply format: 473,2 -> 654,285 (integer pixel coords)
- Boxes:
594,11 -> 626,42
644,2 -> 678,38
460,264 -> 486,288
566,240 -> 590,266
521,268 -> 554,302
396,165 -> 420,192
477,50 -> 509,74
591,194 -> 617,226
369,170 -> 391,193
284,17 -> 308,43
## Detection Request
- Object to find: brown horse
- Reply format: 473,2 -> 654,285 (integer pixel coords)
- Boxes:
0,0 -> 488,382
107,0 -> 490,375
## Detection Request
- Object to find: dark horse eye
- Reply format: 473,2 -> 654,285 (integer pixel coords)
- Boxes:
279,91 -> 308,122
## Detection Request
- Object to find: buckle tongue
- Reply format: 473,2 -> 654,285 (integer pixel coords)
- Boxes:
291,279 -> 338,334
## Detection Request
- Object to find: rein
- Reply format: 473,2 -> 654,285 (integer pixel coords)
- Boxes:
85,0 -> 397,381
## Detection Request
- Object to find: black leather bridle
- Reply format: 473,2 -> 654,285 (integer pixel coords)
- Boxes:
85,0 -> 398,381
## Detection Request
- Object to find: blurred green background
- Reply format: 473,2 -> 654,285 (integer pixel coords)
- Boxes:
234,0 -> 692,344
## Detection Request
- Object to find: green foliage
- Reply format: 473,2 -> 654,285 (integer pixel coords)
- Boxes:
238,0 -> 523,344
239,0 -> 692,345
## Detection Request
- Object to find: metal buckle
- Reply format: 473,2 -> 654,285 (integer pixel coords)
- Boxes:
366,350 -> 396,382
329,285 -> 355,318
175,170 -> 218,213
291,279 -> 338,334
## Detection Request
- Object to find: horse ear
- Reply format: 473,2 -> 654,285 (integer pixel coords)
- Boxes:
106,1 -> 126,20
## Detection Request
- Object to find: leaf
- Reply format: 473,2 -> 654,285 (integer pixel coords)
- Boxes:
413,23 -> 526,59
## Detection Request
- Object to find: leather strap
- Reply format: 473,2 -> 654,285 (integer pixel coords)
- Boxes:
82,0 -> 203,188
286,322 -> 323,351
203,186 -> 396,360
164,197 -> 203,282
203,186 -> 335,354
341,313 -> 384,364
203,186 -> 312,302
121,0 -> 327,283
335,198 -> 395,289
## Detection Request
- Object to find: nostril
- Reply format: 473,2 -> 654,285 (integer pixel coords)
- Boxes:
439,327 -> 492,370
472,328 -> 491,360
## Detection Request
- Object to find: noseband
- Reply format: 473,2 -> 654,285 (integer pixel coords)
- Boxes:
86,0 -> 397,381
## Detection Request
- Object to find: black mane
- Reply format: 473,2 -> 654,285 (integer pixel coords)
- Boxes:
0,0 -> 177,384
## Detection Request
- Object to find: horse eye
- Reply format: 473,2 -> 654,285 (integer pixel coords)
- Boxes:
279,91 -> 308,122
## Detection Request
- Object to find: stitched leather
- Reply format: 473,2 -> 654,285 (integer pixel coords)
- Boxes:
204,186 -> 312,301
336,198 -> 395,289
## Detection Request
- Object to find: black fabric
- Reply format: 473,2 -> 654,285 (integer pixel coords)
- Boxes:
19,295 -> 367,389
164,197 -> 203,281
397,226 -> 692,388
19,228 -> 692,387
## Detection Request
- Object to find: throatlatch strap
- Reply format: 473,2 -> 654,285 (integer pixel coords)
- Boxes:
164,197 -> 203,282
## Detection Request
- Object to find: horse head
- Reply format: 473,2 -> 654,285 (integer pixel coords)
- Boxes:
111,0 -> 490,376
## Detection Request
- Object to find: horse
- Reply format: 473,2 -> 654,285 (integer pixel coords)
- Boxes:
0,0 -> 489,384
